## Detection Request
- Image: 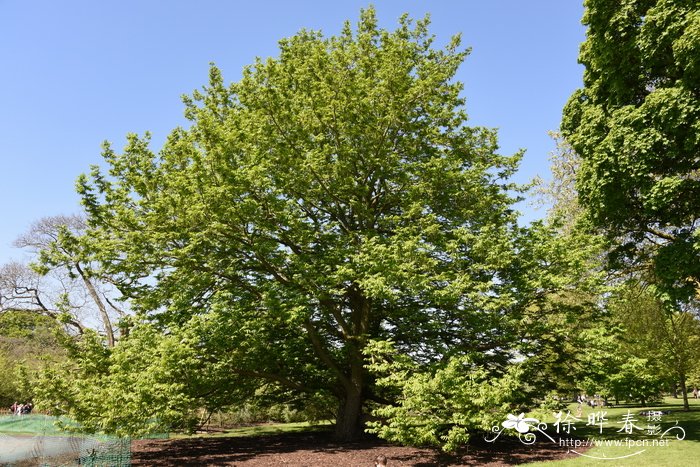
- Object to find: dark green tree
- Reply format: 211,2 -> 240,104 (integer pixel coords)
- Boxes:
561,0 -> 700,302
66,8 -> 527,440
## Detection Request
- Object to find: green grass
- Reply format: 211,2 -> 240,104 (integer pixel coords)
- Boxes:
522,397 -> 700,467
0,414 -> 330,440
170,420 -> 332,439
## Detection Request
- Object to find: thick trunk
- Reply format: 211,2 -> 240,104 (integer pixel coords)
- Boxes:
334,341 -> 366,441
335,385 -> 364,441
304,317 -> 366,441
332,284 -> 370,441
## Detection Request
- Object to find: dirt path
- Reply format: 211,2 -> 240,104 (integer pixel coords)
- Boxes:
131,431 -> 582,466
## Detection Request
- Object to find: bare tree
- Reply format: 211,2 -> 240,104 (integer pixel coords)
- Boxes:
12,214 -> 126,346
0,261 -> 86,334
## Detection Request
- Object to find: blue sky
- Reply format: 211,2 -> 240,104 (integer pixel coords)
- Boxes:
0,1 -> 585,265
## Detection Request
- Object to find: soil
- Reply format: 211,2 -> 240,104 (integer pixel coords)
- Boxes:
131,429 -> 586,466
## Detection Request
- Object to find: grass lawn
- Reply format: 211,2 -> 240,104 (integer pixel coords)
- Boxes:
522,396 -> 700,467
170,420 -> 333,439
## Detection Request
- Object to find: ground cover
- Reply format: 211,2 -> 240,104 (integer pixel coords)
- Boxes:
130,420 -> 586,465
130,397 -> 700,466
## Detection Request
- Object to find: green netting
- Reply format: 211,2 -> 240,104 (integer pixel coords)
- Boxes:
0,414 -> 71,435
0,415 -> 131,467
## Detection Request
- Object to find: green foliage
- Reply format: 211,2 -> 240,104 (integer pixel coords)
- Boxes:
206,401 -> 330,428
35,325 -> 197,436
561,0 -> 700,303
0,309 -> 63,342
66,6 -> 529,441
0,353 -> 19,408
506,213 -> 611,400
364,340 -> 522,452
607,282 -> 700,407
606,357 -> 664,405
0,310 -> 67,407
33,311 -> 333,437
536,391 -> 569,416
687,362 -> 700,389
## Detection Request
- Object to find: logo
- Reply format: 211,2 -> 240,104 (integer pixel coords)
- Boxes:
485,410 -> 686,460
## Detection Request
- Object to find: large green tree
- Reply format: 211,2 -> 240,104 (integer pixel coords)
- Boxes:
68,9 -> 527,440
562,0 -> 700,301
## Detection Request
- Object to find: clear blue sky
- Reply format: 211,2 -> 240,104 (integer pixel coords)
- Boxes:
0,1 -> 585,265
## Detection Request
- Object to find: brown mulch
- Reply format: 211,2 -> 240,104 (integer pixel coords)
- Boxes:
131,430 -> 586,466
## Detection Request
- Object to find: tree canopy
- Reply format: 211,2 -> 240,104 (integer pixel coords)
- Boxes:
561,0 -> 700,302
63,7 -> 535,441
19,4 -> 695,449
609,282 -> 700,409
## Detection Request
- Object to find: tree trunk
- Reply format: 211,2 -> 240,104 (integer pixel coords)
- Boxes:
332,284 -> 370,441
335,385 -> 364,441
75,262 -> 115,347
680,374 -> 690,411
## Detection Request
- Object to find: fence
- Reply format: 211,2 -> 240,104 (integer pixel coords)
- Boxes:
0,415 -> 132,466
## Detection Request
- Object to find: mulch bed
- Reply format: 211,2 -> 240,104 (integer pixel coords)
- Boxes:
131,430 -> 586,466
